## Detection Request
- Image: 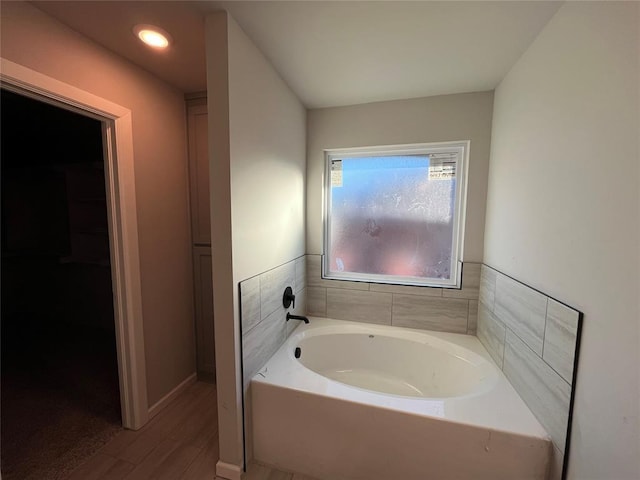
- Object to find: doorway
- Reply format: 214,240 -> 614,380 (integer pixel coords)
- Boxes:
0,56 -> 149,429
0,89 -> 124,478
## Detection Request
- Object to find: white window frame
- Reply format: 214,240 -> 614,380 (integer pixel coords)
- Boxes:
323,141 -> 469,288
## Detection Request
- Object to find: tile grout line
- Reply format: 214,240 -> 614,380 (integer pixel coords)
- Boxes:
500,323 -> 508,370
541,297 -> 549,360
466,298 -> 470,331
504,326 -> 571,389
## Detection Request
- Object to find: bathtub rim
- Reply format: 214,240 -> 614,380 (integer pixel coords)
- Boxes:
252,316 -> 550,441
292,321 -> 501,399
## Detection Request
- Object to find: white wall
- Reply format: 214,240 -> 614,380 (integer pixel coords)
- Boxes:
306,92 -> 494,262
228,18 -> 306,283
206,11 -> 306,474
484,3 -> 639,479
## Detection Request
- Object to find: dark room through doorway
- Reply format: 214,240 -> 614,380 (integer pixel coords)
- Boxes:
1,88 -> 123,479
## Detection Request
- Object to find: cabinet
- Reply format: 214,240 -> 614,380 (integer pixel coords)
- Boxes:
188,101 -> 211,245
187,97 -> 215,382
192,246 -> 215,380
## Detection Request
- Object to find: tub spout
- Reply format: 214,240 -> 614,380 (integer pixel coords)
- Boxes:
286,313 -> 309,324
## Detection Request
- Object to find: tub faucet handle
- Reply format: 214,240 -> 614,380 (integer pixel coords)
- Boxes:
283,286 -> 295,309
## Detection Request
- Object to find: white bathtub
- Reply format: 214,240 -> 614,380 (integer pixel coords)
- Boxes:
251,317 -> 552,480
295,323 -> 498,399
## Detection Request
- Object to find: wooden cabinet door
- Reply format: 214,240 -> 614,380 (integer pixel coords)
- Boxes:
193,246 -> 215,381
187,101 -> 210,245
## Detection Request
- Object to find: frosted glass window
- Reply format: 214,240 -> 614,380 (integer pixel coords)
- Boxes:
324,142 -> 468,287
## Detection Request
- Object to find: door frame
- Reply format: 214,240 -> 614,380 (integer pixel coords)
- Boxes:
1,58 -> 149,429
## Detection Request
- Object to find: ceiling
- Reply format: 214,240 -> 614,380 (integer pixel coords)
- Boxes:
33,1 -> 209,93
33,1 -> 562,108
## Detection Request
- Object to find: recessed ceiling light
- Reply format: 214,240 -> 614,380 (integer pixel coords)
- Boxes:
133,24 -> 171,49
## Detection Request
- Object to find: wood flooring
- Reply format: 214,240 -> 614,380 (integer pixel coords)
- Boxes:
65,381 -> 218,480
64,381 -> 319,480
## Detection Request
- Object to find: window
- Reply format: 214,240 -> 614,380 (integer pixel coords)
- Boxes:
323,142 -> 468,288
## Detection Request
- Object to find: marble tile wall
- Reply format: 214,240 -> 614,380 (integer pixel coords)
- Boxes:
306,254 -> 480,335
477,264 -> 581,480
240,256 -> 307,390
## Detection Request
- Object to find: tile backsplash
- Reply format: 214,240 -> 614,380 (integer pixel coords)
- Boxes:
240,255 -> 581,479
478,264 -> 581,480
240,256 -> 307,390
306,254 -> 479,335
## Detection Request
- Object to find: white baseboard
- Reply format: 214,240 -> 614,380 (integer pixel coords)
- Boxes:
147,372 -> 197,419
216,461 -> 243,480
